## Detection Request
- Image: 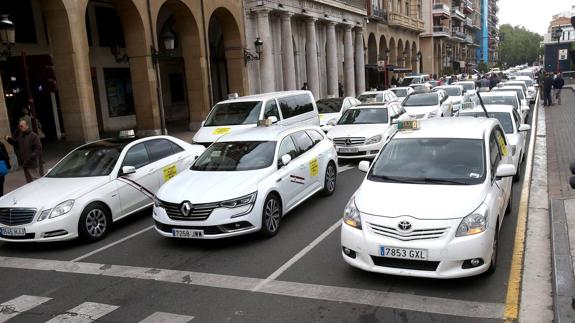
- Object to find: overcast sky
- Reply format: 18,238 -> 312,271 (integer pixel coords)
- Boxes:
498,0 -> 574,36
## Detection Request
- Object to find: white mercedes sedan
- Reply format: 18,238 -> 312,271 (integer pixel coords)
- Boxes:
0,135 -> 205,242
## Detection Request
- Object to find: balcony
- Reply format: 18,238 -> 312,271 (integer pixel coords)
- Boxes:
432,3 -> 450,17
451,7 -> 465,20
463,0 -> 474,13
465,35 -> 474,44
432,25 -> 450,37
388,12 -> 425,32
451,28 -> 467,41
370,7 -> 388,23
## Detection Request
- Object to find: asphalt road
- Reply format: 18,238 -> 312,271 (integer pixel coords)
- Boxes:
0,109 -> 534,323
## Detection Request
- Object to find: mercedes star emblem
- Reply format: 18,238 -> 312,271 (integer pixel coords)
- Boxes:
180,201 -> 192,216
398,220 -> 412,231
345,138 -> 352,146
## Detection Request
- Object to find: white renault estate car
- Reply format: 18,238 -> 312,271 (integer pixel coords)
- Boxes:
154,125 -> 337,239
327,102 -> 406,159
192,91 -> 320,147
341,118 -> 516,278
0,135 -> 205,242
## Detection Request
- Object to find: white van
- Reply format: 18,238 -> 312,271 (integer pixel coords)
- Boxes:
192,91 -> 320,146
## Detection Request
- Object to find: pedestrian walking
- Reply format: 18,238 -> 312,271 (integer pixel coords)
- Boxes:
5,119 -> 43,183
301,82 -> 309,90
0,140 -> 11,197
553,73 -> 565,105
543,73 -> 554,106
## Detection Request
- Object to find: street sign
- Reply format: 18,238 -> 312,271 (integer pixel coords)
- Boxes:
377,60 -> 386,72
559,49 -> 568,60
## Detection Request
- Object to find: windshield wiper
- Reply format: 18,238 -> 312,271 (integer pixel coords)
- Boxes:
415,177 -> 469,185
371,175 -> 421,184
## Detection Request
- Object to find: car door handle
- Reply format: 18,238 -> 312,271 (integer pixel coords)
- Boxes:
148,168 -> 156,173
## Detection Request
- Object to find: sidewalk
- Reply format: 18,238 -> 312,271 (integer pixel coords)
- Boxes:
547,84 -> 575,322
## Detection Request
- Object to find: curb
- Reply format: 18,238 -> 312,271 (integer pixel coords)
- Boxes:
550,198 -> 575,322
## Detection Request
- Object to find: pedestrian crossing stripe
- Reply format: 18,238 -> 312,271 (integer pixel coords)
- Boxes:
0,295 -> 195,322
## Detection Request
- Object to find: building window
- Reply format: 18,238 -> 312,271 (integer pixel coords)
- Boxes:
104,68 -> 134,118
405,1 -> 409,15
95,6 -> 125,47
169,73 -> 185,103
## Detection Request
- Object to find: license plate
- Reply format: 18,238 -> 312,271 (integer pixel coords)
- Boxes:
338,147 -> 359,153
0,227 -> 26,236
380,246 -> 427,260
172,228 -> 204,238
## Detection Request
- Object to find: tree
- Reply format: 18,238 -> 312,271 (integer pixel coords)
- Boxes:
499,24 -> 543,66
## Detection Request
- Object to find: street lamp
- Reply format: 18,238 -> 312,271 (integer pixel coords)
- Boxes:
416,51 -> 422,73
152,31 -> 176,63
244,37 -> 264,65
383,49 -> 390,88
0,14 -> 15,60
553,27 -> 563,74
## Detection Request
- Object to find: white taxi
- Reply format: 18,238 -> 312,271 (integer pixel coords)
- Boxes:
153,124 -> 337,239
389,87 -> 414,103
341,118 -> 516,278
433,85 -> 465,112
0,135 -> 205,242
327,102 -> 406,159
317,97 -> 361,133
357,90 -> 398,104
401,90 -> 453,119
490,86 -> 530,121
457,104 -> 530,181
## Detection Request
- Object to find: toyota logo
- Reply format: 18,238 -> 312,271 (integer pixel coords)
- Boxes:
345,138 -> 352,146
180,201 -> 193,216
398,220 -> 412,231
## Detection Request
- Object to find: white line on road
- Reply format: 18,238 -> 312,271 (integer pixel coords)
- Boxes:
139,312 -> 195,323
337,164 -> 355,173
0,256 -> 505,319
46,302 -> 119,323
0,295 -> 52,323
71,226 -> 154,262
252,220 -> 342,291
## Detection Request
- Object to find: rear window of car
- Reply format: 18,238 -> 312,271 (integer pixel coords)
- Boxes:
278,94 -> 314,119
316,98 -> 343,113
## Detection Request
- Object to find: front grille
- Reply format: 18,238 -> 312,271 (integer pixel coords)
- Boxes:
371,256 -> 440,271
155,221 -> 224,235
0,208 -> 37,226
158,200 -> 219,221
333,137 -> 366,146
368,222 -> 448,241
338,151 -> 367,157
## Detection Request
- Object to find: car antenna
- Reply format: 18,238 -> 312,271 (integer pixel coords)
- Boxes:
475,91 -> 489,118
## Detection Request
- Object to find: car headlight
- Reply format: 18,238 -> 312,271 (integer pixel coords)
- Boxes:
456,204 -> 488,237
365,134 -> 382,145
220,192 -> 257,208
37,200 -> 75,221
343,198 -> 362,230
428,110 -> 438,117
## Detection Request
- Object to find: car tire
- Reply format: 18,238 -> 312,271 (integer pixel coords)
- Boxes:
78,202 -> 111,242
321,162 -> 337,197
485,224 -> 499,275
259,194 -> 282,238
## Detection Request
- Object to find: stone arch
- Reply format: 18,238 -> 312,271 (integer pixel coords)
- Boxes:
404,41 -> 411,70
389,37 -> 396,65
367,33 -> 377,65
411,41 -> 418,72
378,35 -> 388,61
397,39 -> 404,67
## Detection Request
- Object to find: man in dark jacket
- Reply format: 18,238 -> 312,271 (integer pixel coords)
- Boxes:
553,73 -> 565,105
0,140 -> 11,196
543,73 -> 554,106
5,119 -> 43,183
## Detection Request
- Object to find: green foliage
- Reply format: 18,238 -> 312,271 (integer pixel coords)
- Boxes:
442,66 -> 454,75
478,62 -> 489,73
499,24 -> 543,66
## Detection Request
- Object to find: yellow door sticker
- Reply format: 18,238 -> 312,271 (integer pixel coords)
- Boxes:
310,158 -> 319,177
496,132 -> 508,156
212,127 -> 231,135
319,114 -> 325,120
162,164 -> 178,182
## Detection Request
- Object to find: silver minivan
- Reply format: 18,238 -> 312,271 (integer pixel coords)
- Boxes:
192,91 -> 320,146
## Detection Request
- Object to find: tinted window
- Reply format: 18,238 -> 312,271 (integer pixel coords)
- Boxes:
169,141 -> 184,153
123,143 -> 150,169
263,100 -> 281,120
391,89 -> 408,97
456,82 -> 475,91
192,141 -> 276,171
278,136 -> 298,160
278,94 -> 314,119
403,94 -> 439,107
146,139 -> 175,162
338,108 -> 389,125
317,98 -> 344,113
291,131 -> 314,155
459,112 -> 514,134
307,130 -> 324,145
489,133 -> 502,173
204,101 -> 262,126
47,143 -> 124,178
494,88 -> 524,100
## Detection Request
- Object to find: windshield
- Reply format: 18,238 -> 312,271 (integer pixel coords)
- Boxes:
494,88 -> 524,100
368,138 -> 485,185
400,78 -> 419,86
437,87 -> 461,97
337,108 -> 389,125
459,112 -> 514,134
480,96 -> 518,109
403,94 -> 439,107
191,141 -> 276,171
391,89 -> 408,97
316,98 -> 343,113
357,93 -> 381,103
204,101 -> 262,126
47,143 -> 124,177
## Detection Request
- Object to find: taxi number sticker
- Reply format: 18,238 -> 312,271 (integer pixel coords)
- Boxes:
162,164 -> 178,182
496,132 -> 508,156
212,127 -> 231,135
310,158 -> 319,177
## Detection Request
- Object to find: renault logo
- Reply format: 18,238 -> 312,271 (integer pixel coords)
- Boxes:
180,201 -> 192,216
345,138 -> 352,146
398,220 -> 412,231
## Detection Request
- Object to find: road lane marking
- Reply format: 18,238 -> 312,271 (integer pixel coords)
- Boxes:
139,312 -> 195,322
504,92 -> 539,321
0,295 -> 52,323
253,220 -> 342,292
46,302 -> 119,323
0,256 -> 505,319
337,164 -> 355,173
71,226 -> 154,262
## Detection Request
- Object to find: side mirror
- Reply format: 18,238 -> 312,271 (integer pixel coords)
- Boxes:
358,160 -> 370,173
495,164 -> 516,179
327,118 -> 338,126
121,165 -> 136,176
280,154 -> 292,167
268,116 -> 279,124
518,124 -> 531,132
521,106 -> 530,112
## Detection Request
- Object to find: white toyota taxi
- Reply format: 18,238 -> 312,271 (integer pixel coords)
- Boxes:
327,102 -> 407,159
154,124 -> 337,239
340,118 -> 516,278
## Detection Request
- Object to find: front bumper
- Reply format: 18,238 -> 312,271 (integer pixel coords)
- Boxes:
0,211 -> 80,242
340,215 -> 495,279
335,142 -> 383,159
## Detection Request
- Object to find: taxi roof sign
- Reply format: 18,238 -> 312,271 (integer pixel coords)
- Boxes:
397,120 -> 420,130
